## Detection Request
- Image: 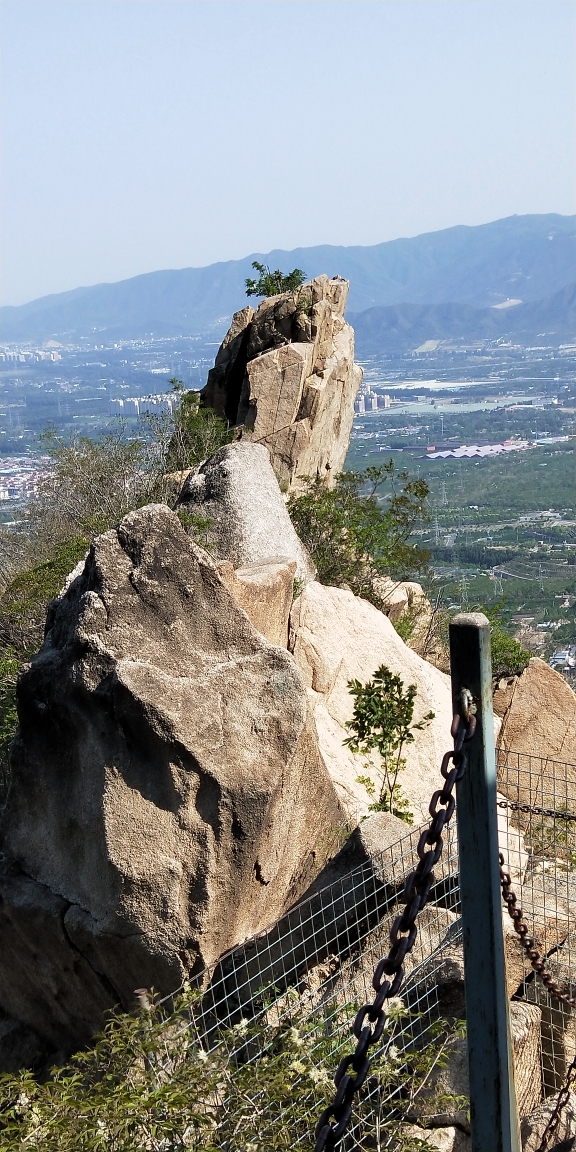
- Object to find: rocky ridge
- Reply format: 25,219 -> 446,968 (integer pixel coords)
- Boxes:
201,274 -> 362,492
0,271 -> 574,1152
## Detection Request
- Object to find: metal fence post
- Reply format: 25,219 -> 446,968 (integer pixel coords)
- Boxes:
449,611 -> 521,1152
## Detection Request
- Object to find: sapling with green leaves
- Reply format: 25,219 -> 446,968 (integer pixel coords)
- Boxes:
344,665 -> 435,824
245,261 -> 306,298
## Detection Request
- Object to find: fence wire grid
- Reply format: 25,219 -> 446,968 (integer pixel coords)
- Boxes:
156,818 -> 463,1150
497,750 -> 576,1106
149,750 -> 576,1149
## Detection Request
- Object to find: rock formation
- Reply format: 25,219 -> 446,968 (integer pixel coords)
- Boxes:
177,439 -> 315,581
288,580 -> 455,824
201,275 -> 362,492
521,1091 -> 576,1151
0,504 -> 343,1049
496,657 -> 576,769
216,558 -> 296,648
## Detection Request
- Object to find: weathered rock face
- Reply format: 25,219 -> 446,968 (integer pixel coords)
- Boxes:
177,440 -> 315,582
411,1001 -> 541,1131
289,580 -> 456,825
521,1091 -> 576,1151
201,275 -> 362,492
216,558 -> 296,648
402,1127 -> 470,1151
372,576 -> 431,626
497,658 -> 576,767
0,504 -> 344,1049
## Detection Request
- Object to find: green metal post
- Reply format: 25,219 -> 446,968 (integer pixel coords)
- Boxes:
449,612 -> 521,1152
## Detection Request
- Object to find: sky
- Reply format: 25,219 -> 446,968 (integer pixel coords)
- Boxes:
1,0 -> 575,307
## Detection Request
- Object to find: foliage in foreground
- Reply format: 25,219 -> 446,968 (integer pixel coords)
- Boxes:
0,988 -> 464,1151
288,464 -> 430,608
345,665 -> 434,824
245,261 -> 306,299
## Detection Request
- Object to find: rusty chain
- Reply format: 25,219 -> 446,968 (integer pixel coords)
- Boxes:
532,1052 -> 576,1152
498,798 -> 576,825
500,857 -> 576,1013
313,689 -> 477,1152
500,851 -> 576,1151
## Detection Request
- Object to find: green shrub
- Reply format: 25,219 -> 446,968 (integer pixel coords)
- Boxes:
32,426 -> 160,544
288,464 -> 430,608
0,989 -> 463,1151
0,536 -> 91,805
164,383 -> 231,474
472,604 -> 531,682
489,628 -> 531,681
345,665 -> 435,824
245,262 -> 306,299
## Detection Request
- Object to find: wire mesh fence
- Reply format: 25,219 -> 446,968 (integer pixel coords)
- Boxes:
144,749 -> 576,1149
154,818 -> 463,1150
497,749 -> 576,1103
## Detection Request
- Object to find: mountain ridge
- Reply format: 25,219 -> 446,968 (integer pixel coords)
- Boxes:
1,213 -> 574,344
349,282 -> 576,355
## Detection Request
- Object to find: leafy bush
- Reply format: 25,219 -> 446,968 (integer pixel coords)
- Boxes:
288,464 -> 430,608
489,627 -> 531,681
0,989 -> 463,1151
32,426 -> 162,543
0,536 -> 91,805
164,382 -> 231,474
472,604 -> 531,682
344,665 -> 434,823
245,262 -> 306,299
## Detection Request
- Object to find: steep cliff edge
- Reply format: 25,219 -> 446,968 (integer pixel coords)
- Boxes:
201,275 -> 362,492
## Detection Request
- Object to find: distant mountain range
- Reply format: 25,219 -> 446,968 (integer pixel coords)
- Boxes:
349,282 -> 576,355
1,213 -> 574,347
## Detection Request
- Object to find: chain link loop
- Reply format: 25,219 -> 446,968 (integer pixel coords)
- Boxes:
500,856 -> 576,1151
313,704 -> 476,1151
498,799 -> 576,825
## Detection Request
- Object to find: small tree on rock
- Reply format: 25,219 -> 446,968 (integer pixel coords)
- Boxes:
245,261 -> 306,298
344,665 -> 434,824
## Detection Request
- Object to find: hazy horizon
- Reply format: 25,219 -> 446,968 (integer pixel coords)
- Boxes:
2,210 -> 575,313
2,1 -> 575,307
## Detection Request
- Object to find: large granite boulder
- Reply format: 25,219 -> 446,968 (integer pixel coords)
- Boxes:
177,439 -> 315,582
0,504 -> 344,1050
216,558 -> 296,648
521,1091 -> 576,1151
201,275 -> 362,492
497,658 -> 576,772
288,580 -> 456,825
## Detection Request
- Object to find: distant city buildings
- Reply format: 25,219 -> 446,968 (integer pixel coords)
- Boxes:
354,387 -> 391,414
109,393 -> 176,417
0,349 -> 61,362
0,455 -> 52,501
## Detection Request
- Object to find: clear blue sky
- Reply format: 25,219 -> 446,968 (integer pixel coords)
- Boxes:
1,0 -> 574,306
